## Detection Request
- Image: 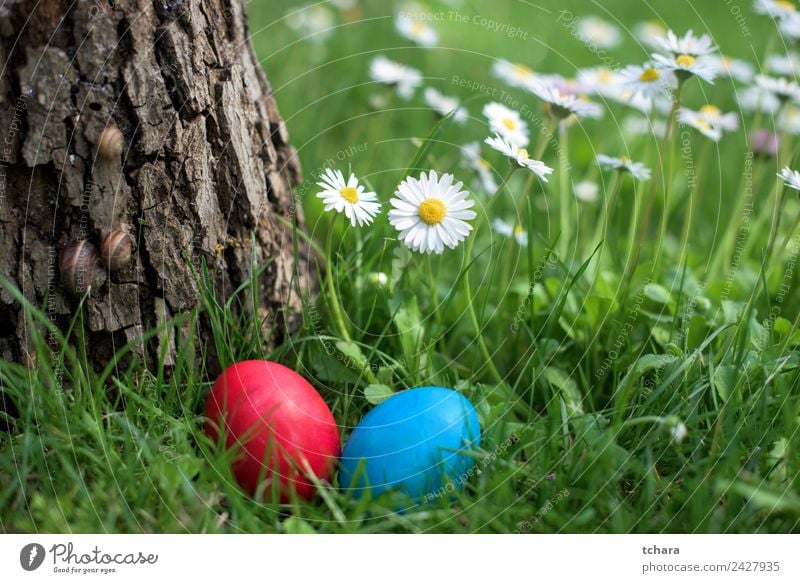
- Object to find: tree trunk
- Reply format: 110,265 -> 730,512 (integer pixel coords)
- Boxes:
0,0 -> 310,371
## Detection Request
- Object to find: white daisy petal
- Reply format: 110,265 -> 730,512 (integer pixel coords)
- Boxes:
779,166 -> 800,191
369,55 -> 422,100
315,168 -> 381,227
388,171 -> 476,254
597,154 -> 651,181
484,133 -> 554,181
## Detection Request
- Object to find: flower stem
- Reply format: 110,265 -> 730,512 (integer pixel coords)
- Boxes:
462,168 -> 517,392
741,134 -> 794,262
426,254 -> 444,348
653,79 -> 685,271
324,219 -> 379,384
678,138 -> 711,269
558,124 -> 571,259
325,218 -> 352,344
708,148 -> 764,281
591,169 -> 622,272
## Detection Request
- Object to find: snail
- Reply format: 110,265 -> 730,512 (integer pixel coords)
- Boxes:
60,240 -> 102,296
96,126 -> 124,161
100,230 -> 134,272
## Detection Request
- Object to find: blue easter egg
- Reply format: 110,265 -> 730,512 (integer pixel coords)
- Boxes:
339,386 -> 481,502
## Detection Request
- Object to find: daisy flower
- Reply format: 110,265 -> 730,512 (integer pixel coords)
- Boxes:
492,218 -> 528,246
779,12 -> 800,40
574,180 -> 599,203
492,59 -> 539,89
484,134 -> 554,181
286,4 -> 335,42
623,116 -> 668,138
577,67 -> 623,99
708,55 -> 755,83
767,52 -> 800,76
527,80 -> 604,119
696,104 -> 739,131
679,104 -> 738,141
369,55 -> 423,99
754,0 -> 798,19
652,52 -> 718,84
316,169 -> 381,227
669,420 -> 688,444
613,88 -> 656,114
388,171 -> 476,254
461,142 -> 499,194
575,16 -> 622,49
483,102 -> 530,146
778,104 -> 800,134
656,29 -> 717,57
678,108 -> 721,141
634,20 -> 668,49
756,74 -> 800,102
424,88 -> 468,123
778,166 -> 800,191
395,13 -> 438,46
597,154 -> 652,181
739,85 -> 781,113
620,63 -> 674,99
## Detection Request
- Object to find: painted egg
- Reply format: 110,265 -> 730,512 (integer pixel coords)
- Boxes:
205,360 -> 341,501
339,386 -> 480,502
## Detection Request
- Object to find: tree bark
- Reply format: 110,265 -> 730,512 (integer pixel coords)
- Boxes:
0,0 -> 309,371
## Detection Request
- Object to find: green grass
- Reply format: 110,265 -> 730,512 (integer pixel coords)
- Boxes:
2,0 -> 800,533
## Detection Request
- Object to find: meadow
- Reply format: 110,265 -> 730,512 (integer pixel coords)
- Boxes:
1,0 -> 799,533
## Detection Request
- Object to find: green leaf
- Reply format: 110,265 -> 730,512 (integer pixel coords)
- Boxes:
712,364 -> 738,402
376,366 -> 394,385
772,317 -> 793,337
650,325 -> 672,346
283,516 -> 317,534
364,383 -> 395,405
619,354 -> 678,389
542,367 -> 583,416
643,283 -> 672,305
719,480 -> 800,513
390,293 -> 424,371
335,340 -> 367,368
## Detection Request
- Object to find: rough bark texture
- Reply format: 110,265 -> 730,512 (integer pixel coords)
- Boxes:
0,0 -> 308,370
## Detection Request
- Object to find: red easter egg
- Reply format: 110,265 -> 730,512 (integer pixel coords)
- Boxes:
205,360 -> 340,500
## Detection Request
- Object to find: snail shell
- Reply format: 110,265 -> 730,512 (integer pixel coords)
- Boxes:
96,126 -> 124,161
100,231 -> 134,272
60,240 -> 101,296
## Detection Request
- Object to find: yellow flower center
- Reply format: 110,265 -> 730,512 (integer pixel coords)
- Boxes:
639,67 -> 660,82
418,198 -> 447,225
696,119 -> 711,131
675,54 -> 696,68
517,148 -> 529,160
700,104 -> 720,117
514,64 -> 533,78
502,117 -> 517,130
514,226 -> 525,236
476,158 -> 490,169
776,0 -> 795,10
411,22 -> 426,36
340,186 -> 359,203
598,69 -> 614,84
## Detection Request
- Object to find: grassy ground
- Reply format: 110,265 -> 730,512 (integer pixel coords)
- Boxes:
1,0 -> 799,533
